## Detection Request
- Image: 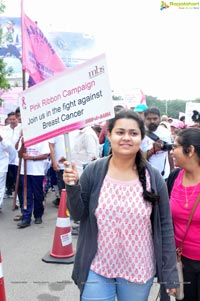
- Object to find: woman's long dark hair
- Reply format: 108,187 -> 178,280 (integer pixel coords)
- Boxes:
107,109 -> 159,205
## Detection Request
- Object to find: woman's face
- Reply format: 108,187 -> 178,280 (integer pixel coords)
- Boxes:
107,118 -> 142,157
171,137 -> 185,167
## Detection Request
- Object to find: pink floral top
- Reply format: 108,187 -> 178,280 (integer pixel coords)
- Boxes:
91,172 -> 156,283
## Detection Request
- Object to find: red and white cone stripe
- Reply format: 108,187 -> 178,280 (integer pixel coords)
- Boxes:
0,252 -> 6,301
56,217 -> 71,228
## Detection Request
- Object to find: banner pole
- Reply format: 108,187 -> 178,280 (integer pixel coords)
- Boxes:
64,133 -> 75,186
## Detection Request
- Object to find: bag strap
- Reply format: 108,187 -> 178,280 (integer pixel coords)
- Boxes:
161,155 -> 167,176
178,194 -> 200,254
167,168 -> 181,197
146,131 -> 160,142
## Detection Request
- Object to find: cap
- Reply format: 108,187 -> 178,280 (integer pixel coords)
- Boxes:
7,20 -> 14,25
160,121 -> 170,130
170,120 -> 185,129
134,103 -> 148,113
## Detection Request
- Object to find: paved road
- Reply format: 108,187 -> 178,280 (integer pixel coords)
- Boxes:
0,191 -> 174,301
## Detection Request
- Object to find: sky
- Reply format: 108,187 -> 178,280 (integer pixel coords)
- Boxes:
2,0 -> 200,100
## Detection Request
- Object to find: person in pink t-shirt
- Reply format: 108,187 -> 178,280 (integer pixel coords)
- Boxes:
168,127 -> 200,301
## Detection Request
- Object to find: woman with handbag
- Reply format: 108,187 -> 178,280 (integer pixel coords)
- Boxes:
167,127 -> 200,301
63,110 -> 178,301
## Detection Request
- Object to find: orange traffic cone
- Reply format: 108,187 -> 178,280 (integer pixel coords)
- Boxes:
0,252 -> 6,301
42,189 -> 75,264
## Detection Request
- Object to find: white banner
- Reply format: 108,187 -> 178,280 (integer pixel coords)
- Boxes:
19,54 -> 114,147
185,102 -> 200,125
122,88 -> 146,109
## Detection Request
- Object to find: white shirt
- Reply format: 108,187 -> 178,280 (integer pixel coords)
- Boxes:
48,135 -> 65,170
5,124 -> 21,165
71,127 -> 99,176
20,141 -> 50,176
141,126 -> 172,179
48,131 -> 78,170
0,127 -> 16,172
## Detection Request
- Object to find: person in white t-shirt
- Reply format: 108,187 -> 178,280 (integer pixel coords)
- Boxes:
48,134 -> 66,207
0,128 -> 16,210
141,107 -> 174,180
69,127 -> 100,235
5,111 -> 21,198
16,139 -> 50,228
71,126 -> 100,177
48,131 -> 78,207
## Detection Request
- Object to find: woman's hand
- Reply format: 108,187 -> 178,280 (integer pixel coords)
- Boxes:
22,153 -> 29,160
166,288 -> 176,297
63,161 -> 79,186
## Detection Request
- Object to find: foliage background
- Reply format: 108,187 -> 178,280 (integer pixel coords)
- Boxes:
113,94 -> 200,119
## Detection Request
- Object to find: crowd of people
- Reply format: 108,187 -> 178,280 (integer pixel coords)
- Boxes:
1,103 -> 200,301
0,107 -> 101,230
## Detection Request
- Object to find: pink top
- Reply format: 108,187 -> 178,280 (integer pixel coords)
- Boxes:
91,173 -> 156,283
170,169 -> 200,260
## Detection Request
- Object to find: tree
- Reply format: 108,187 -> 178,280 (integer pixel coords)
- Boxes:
146,95 -> 186,119
0,0 -> 13,104
0,0 -> 5,14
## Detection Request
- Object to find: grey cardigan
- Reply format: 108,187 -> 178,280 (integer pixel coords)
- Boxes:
66,156 -> 178,298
